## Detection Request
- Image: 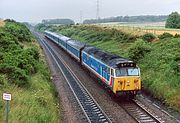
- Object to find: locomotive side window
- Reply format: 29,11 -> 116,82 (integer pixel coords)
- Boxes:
87,55 -> 90,60
111,69 -> 114,76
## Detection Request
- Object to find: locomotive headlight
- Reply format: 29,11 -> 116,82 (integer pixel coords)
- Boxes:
118,80 -> 123,84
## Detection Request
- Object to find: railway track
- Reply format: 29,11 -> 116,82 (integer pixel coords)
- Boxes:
33,31 -> 178,123
37,34 -> 112,123
119,99 -> 164,123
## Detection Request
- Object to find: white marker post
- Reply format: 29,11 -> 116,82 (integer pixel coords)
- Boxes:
3,93 -> 11,123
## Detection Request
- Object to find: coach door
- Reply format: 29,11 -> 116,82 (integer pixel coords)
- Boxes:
107,68 -> 110,82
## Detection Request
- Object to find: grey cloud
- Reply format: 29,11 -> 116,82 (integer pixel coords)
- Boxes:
0,0 -> 179,23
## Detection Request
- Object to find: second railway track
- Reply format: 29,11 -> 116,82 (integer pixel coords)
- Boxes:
37,34 -> 112,123
119,99 -> 164,123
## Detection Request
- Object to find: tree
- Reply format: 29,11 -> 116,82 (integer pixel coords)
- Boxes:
165,12 -> 180,29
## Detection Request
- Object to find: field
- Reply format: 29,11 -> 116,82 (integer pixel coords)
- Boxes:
0,20 -> 5,27
95,22 -> 180,36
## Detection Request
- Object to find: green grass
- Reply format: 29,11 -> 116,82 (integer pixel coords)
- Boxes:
49,25 -> 179,112
0,20 -> 60,122
139,39 -> 180,111
37,24 -> 180,112
0,42 -> 60,123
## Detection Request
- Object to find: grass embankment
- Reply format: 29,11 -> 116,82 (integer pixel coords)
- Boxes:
38,24 -> 180,112
0,20 -> 60,122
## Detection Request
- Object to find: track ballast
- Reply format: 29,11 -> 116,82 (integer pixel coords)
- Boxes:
37,35 -> 112,123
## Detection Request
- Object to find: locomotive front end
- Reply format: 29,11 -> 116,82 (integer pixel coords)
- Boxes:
112,62 -> 141,96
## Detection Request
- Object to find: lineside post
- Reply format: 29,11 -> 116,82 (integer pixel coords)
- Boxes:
3,93 -> 11,123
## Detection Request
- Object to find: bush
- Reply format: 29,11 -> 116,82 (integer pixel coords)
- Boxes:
128,40 -> 151,62
25,47 -> 39,60
158,32 -> 173,39
142,33 -> 156,42
0,64 -> 29,87
9,68 -> 30,87
4,21 -> 33,42
0,20 -> 38,88
0,75 -> 5,86
174,34 -> 180,38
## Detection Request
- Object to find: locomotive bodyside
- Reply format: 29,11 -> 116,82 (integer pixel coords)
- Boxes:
82,46 -> 141,95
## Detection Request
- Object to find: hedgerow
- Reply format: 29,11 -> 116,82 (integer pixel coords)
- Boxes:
158,32 -> 173,39
0,20 -> 39,87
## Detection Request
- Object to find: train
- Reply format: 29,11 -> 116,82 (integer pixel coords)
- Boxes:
44,30 -> 141,97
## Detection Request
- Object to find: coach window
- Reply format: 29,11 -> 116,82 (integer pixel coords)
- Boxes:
87,55 -> 90,60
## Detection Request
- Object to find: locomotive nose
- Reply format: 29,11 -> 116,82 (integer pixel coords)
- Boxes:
116,77 -> 141,91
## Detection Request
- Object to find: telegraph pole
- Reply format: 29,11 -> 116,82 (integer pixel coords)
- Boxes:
80,11 -> 83,24
96,0 -> 100,20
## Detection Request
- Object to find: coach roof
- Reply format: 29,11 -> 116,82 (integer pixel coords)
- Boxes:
67,39 -> 86,50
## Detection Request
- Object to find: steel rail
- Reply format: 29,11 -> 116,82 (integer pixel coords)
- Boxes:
119,99 -> 164,123
37,34 -> 112,123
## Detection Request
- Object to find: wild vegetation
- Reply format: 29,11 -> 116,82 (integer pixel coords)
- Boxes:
166,12 -> 180,29
0,20 -> 60,122
37,24 -> 180,112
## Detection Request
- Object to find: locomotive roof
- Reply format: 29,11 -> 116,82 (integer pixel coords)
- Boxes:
67,39 -> 86,50
83,46 -> 133,68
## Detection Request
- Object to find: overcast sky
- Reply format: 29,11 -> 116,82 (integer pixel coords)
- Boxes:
0,0 -> 180,23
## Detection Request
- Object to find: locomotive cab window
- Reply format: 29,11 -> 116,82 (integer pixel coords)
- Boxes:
116,69 -> 127,77
127,68 -> 139,76
115,68 -> 139,77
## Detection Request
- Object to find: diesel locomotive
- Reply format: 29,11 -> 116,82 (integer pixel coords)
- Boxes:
44,31 -> 141,96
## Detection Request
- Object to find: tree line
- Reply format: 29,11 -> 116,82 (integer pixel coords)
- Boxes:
83,15 -> 168,24
42,19 -> 75,25
40,12 -> 180,29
